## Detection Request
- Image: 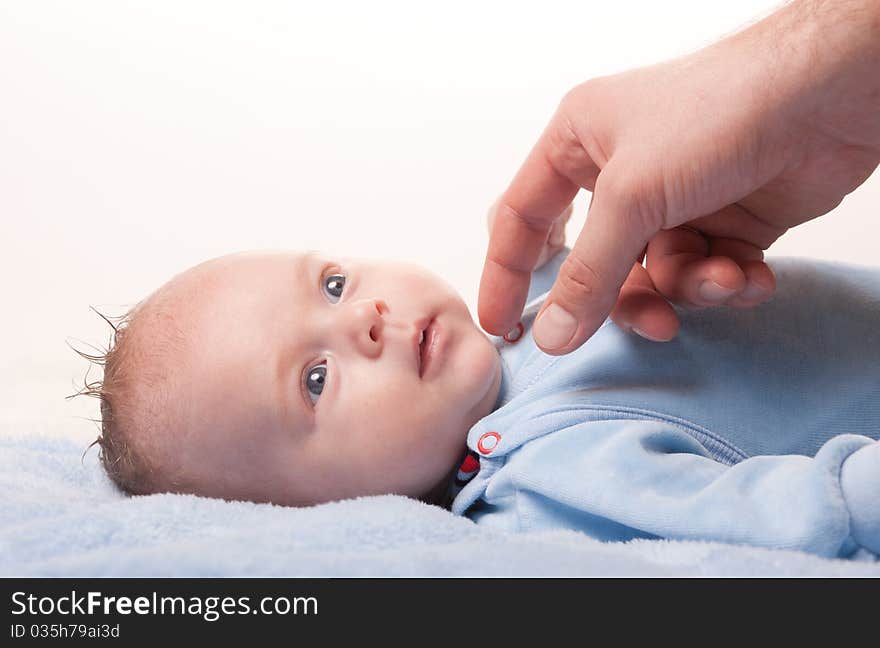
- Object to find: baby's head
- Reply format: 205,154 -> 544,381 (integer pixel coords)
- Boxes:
89,251 -> 502,506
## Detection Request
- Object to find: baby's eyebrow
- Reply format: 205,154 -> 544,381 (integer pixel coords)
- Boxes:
301,250 -> 327,308
301,249 -> 321,270
301,250 -> 324,308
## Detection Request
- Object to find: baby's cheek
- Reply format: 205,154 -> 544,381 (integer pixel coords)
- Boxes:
459,334 -> 501,402
389,406 -> 454,461
345,420 -> 443,496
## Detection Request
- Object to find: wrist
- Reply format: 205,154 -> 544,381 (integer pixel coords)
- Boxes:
725,0 -> 880,149
785,0 -> 880,97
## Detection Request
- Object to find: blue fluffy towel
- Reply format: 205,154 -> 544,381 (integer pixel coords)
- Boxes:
2,432 -> 878,577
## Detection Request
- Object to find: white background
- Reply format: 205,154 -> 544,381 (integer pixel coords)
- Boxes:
2,1 -> 877,442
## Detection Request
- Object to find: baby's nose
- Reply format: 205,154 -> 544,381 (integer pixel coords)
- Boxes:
348,299 -> 388,348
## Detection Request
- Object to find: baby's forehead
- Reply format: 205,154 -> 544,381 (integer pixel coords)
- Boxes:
166,250 -> 309,302
189,250 -> 311,281
157,250 -> 317,334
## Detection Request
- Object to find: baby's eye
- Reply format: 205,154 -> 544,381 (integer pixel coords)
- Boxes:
304,362 -> 327,405
323,273 -> 346,303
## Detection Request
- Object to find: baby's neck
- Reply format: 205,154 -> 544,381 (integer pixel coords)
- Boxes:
419,356 -> 503,508
419,466 -> 458,508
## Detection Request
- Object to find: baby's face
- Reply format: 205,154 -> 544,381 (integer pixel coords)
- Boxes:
158,251 -> 501,506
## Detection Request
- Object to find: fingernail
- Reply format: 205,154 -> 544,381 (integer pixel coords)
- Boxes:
698,280 -> 737,303
549,229 -> 565,247
632,326 -> 667,342
534,303 -> 577,349
739,281 -> 769,302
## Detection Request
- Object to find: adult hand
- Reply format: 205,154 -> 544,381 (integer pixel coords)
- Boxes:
479,0 -> 880,353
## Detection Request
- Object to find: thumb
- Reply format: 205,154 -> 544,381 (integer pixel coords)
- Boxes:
533,167 -> 657,354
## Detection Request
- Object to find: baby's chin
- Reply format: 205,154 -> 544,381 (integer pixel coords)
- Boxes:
464,331 -> 503,421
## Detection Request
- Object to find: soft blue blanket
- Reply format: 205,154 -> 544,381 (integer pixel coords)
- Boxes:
2,432 -> 878,577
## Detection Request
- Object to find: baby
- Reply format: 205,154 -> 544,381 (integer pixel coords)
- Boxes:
81,239 -> 880,560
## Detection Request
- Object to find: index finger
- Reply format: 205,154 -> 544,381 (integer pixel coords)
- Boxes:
478,114 -> 597,335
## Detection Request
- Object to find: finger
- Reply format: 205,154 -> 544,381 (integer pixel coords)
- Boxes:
610,263 -> 680,342
646,228 -> 748,306
646,228 -> 779,308
479,185 -> 577,336
708,238 -> 775,307
723,260 -> 776,308
687,203 -> 785,250
489,197 -> 571,242
532,163 -> 657,354
480,194 -> 577,334
478,106 -> 599,336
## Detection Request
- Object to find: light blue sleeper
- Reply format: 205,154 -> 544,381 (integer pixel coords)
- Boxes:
450,251 -> 880,559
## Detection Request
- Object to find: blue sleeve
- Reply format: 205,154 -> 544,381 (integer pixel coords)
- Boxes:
505,418 -> 880,557
525,246 -> 569,304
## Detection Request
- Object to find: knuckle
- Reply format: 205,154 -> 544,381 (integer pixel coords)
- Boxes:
547,113 -> 583,157
545,115 -> 591,181
557,254 -> 602,301
559,79 -> 601,109
595,168 -> 631,204
559,82 -> 587,110
494,200 -> 547,234
545,81 -> 608,179
660,166 -> 702,229
596,168 -> 664,239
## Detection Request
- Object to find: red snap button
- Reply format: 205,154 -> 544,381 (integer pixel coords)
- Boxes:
477,431 -> 502,454
503,322 -> 524,343
456,454 -> 480,481
460,454 -> 480,474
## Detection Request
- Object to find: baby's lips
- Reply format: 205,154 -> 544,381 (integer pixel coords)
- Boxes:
413,315 -> 432,375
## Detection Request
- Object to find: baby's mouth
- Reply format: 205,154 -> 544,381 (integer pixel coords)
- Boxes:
417,325 -> 427,377
418,318 -> 438,379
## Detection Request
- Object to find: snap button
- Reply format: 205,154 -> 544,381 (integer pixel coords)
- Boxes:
477,431 -> 501,455
503,322 -> 524,343
456,454 -> 480,481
